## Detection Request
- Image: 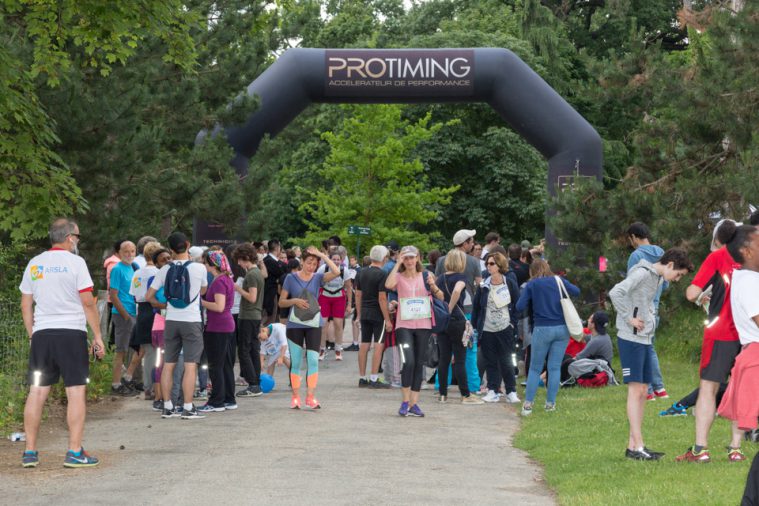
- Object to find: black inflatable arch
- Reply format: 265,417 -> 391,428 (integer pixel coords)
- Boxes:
219,48 -> 602,192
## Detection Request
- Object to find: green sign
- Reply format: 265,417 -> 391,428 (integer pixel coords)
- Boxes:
348,225 -> 371,236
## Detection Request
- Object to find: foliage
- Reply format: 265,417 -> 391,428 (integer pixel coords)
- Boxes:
296,104 -> 459,252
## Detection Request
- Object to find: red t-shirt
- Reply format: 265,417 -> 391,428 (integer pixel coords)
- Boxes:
691,247 -> 740,342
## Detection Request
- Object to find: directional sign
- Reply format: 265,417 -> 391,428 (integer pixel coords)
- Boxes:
348,225 -> 371,236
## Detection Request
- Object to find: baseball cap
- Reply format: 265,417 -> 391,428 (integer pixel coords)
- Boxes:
520,240 -> 532,249
399,245 -> 419,258
591,311 -> 609,332
452,229 -> 476,246
386,240 -> 400,252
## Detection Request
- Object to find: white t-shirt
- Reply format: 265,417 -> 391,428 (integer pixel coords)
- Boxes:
231,276 -> 243,315
19,249 -> 94,333
134,255 -> 147,270
261,323 -> 289,356
130,265 -> 159,303
150,260 -> 208,323
317,263 -> 356,296
730,269 -> 759,345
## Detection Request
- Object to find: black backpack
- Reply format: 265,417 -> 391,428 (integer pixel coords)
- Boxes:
164,261 -> 197,308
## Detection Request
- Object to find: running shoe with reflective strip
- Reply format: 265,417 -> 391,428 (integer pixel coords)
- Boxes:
290,395 -> 301,409
659,402 -> 688,417
727,447 -> 747,462
305,396 -> 321,410
675,446 -> 711,463
22,450 -> 39,468
63,448 -> 99,468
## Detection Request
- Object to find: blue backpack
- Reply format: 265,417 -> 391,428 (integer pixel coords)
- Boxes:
422,271 -> 450,334
163,261 -> 197,309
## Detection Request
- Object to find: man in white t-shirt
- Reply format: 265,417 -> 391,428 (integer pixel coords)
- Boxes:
729,226 -> 759,345
19,218 -> 105,469
146,232 -> 208,420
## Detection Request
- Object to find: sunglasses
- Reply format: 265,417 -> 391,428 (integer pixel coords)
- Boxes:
486,261 -> 497,266
69,233 -> 81,239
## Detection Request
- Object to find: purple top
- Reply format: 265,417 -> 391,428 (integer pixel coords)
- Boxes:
204,275 -> 235,333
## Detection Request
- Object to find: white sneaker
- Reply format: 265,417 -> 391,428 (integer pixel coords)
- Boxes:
505,392 -> 521,404
482,390 -> 500,403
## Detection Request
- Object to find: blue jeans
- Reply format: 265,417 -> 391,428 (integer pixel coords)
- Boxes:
525,325 -> 569,405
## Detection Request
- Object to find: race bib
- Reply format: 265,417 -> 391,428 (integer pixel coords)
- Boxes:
289,309 -> 321,328
492,285 -> 511,308
399,296 -> 432,321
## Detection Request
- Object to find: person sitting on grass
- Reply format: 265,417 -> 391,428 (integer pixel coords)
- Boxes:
260,323 -> 290,375
608,248 -> 692,461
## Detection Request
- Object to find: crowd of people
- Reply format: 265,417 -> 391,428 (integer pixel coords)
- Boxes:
16,212 -> 759,502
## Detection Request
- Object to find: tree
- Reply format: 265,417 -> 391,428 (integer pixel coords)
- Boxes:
296,104 -> 459,252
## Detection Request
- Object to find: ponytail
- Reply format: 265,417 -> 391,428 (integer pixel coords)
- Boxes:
726,225 -> 758,264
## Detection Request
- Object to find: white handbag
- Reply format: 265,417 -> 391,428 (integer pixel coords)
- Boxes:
555,276 -> 584,342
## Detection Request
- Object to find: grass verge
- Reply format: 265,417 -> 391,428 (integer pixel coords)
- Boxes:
513,308 -> 756,505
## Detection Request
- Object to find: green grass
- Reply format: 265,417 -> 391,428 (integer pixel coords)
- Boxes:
513,308 -> 756,505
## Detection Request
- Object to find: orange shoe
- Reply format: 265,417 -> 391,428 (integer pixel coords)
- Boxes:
290,395 -> 301,409
305,395 -> 321,410
727,447 -> 746,462
675,446 -> 711,463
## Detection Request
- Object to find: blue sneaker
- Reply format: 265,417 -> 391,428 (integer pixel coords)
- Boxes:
408,404 -> 425,417
22,450 -> 39,468
660,402 -> 688,417
398,401 -> 409,417
197,403 -> 224,413
63,448 -> 99,468
224,402 -> 238,410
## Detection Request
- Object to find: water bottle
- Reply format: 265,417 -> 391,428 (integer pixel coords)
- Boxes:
9,432 -> 26,442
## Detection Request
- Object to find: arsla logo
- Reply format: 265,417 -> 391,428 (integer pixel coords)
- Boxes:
133,277 -> 142,289
30,265 -> 44,281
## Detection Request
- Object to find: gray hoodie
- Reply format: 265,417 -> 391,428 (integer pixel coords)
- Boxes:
608,260 -> 664,345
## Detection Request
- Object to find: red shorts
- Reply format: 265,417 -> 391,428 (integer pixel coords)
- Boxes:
319,291 -> 347,319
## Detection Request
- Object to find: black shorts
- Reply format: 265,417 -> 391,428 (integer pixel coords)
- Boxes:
132,302 -> 155,347
28,329 -> 89,387
700,339 -> 741,383
360,320 -> 385,344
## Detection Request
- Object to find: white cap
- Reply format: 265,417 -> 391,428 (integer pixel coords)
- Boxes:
453,229 -> 476,246
188,245 -> 207,260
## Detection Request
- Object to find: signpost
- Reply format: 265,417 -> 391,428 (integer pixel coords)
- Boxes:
347,225 -> 371,261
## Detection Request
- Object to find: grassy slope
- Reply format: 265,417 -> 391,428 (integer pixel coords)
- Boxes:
513,308 -> 756,505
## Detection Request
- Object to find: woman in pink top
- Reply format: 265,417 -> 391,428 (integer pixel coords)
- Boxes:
386,245 -> 444,417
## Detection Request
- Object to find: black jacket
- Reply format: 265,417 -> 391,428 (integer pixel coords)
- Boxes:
471,272 -> 520,334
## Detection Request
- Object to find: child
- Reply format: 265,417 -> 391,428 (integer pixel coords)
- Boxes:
608,248 -> 692,461
259,323 -> 290,375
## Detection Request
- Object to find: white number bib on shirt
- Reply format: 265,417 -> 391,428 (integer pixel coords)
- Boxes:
492,285 -> 511,308
399,296 -> 432,321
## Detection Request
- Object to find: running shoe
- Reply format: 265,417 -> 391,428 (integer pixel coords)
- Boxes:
675,446 -> 711,463
462,395 -> 484,405
290,395 -> 301,409
727,447 -> 747,462
305,396 -> 321,410
544,403 -> 556,412
161,407 -> 180,419
151,400 -> 163,412
63,448 -> 99,468
22,450 -> 39,468
654,388 -> 669,399
181,405 -> 206,419
318,349 -> 326,361
111,384 -> 135,397
236,385 -> 263,397
358,378 -> 369,388
625,448 -> 663,461
369,379 -> 391,389
646,393 -> 655,401
481,390 -> 500,403
344,343 -> 360,351
408,404 -> 425,417
193,389 -> 208,401
659,402 -> 688,417
197,404 -> 224,413
504,392 -> 521,404
224,402 -> 238,410
520,404 -> 533,417
398,401 -> 410,416
335,350 -> 343,361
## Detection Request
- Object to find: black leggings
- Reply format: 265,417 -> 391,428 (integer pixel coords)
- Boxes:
678,383 -> 728,409
237,319 -> 261,386
286,327 -> 321,351
396,327 -> 430,392
437,320 -> 469,397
